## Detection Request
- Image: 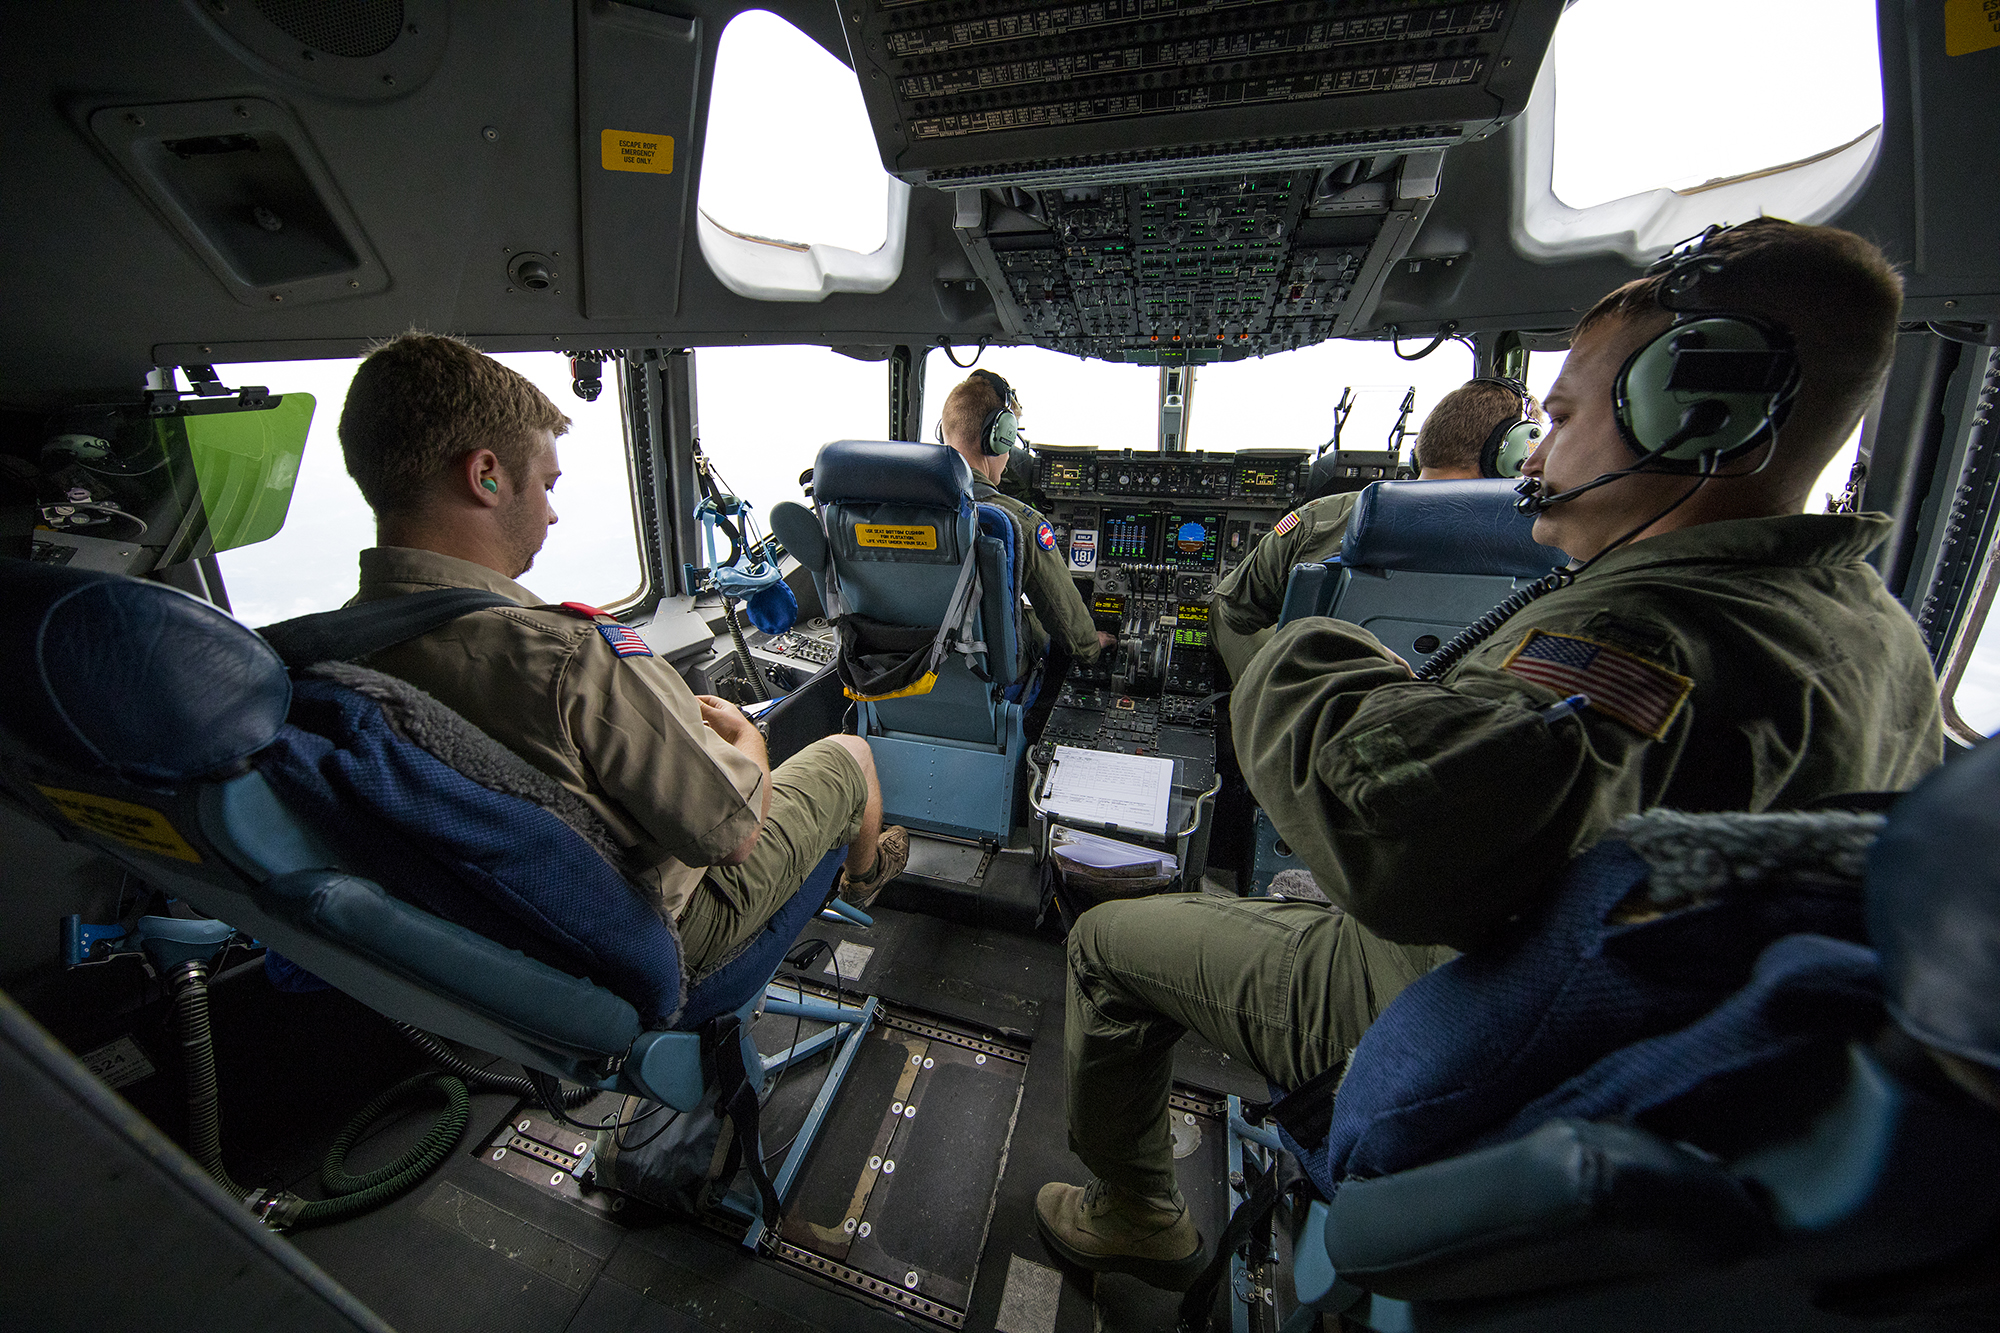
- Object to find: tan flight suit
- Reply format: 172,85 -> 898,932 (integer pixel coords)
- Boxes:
1066,513 -> 1944,1201
972,477 -> 1103,665
352,547 -> 867,974
1210,491 -> 1360,681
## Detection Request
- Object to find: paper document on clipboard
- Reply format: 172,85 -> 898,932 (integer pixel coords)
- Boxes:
1043,745 -> 1176,837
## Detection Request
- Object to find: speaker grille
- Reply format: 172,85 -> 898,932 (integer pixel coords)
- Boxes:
254,0 -> 405,58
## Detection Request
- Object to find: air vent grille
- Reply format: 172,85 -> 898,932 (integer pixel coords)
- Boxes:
254,0 -> 405,58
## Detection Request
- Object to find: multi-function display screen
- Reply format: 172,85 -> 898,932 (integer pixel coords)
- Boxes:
1237,463 -> 1288,493
1174,602 -> 1209,648
1042,458 -> 1093,489
1165,513 -> 1222,567
1101,509 -> 1158,562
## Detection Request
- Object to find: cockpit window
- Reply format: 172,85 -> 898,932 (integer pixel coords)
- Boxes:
1943,529 -> 2000,744
920,348 -> 1158,455
695,346 -> 900,528
1191,340 -> 1476,458
213,353 -> 643,625
1548,0 -> 1882,210
698,10 -> 894,256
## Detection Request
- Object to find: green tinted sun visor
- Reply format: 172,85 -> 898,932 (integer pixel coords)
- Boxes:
155,393 -> 313,562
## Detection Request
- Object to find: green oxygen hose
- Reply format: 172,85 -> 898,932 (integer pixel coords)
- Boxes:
169,962 -> 471,1231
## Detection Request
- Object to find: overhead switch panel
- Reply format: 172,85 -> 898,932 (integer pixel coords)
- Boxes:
842,0 -> 1562,188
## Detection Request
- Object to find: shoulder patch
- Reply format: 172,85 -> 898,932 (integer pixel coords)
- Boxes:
1501,629 -> 1691,740
1036,519 -> 1057,551
595,623 -> 654,658
560,601 -> 609,619
1272,510 -> 1300,536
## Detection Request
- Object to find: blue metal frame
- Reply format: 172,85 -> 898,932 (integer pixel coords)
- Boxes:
718,980 -> 881,1252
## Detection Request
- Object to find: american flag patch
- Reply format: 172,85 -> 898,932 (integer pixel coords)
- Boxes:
1501,630 -> 1691,740
596,623 -> 653,658
1272,510 -> 1300,536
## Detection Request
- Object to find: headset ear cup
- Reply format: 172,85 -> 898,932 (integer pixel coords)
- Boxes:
1613,315 -> 1794,464
1493,421 -> 1542,478
983,408 -> 1017,456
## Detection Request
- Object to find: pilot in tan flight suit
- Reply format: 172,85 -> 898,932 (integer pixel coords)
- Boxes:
336,332 -> 909,973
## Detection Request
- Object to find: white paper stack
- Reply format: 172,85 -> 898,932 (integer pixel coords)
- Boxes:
1041,745 -> 1176,837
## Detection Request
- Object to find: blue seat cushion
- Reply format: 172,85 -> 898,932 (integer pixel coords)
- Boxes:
815,440 -> 972,508
1282,836 -> 1873,1198
255,678 -> 687,1026
0,560 -> 289,783
1340,479 -> 1566,577
677,848 -> 847,1030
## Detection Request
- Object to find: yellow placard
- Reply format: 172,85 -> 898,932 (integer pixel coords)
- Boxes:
1945,0 -> 2000,55
35,786 -> 201,863
854,524 -> 939,550
600,130 -> 674,174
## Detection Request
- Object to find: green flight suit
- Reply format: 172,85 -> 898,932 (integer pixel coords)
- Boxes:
1065,513 -> 1942,1202
1210,491 -> 1360,681
973,477 -> 1103,664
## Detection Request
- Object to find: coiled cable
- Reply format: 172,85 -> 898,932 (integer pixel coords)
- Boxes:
1412,568 -> 1574,682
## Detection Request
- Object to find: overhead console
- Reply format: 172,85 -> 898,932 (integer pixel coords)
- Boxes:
841,0 -> 1562,191
839,0 -> 1561,360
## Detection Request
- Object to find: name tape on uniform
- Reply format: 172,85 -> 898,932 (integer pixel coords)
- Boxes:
1501,630 -> 1692,740
600,130 -> 674,174
855,524 -> 938,550
35,786 -> 201,862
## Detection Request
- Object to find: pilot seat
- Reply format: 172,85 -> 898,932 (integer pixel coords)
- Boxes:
0,559 -> 875,1248
771,440 -> 1042,844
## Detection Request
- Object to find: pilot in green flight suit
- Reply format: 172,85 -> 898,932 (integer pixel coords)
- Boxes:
1210,378 -> 1541,681
1035,220 -> 1946,1291
939,370 -> 1115,668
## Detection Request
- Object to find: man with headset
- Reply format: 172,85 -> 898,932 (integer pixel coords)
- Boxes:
1036,219 -> 1943,1290
1210,378 -> 1546,681
938,370 -> 1116,666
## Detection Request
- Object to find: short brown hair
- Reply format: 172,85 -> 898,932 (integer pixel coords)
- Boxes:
1574,219 -> 1903,465
940,372 -> 1012,450
338,331 -> 570,516
1414,380 -> 1543,474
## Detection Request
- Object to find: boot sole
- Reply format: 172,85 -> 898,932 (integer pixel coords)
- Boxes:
1034,1212 -> 1209,1292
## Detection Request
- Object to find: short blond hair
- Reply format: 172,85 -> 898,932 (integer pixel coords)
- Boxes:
940,372 -> 1013,450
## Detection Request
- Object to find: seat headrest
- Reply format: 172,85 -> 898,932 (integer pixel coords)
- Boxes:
814,440 -> 972,509
1341,480 -> 1568,578
1867,740 -> 2000,1074
0,560 -> 290,783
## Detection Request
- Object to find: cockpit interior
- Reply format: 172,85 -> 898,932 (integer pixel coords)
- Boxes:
3,1 -> 1998,1330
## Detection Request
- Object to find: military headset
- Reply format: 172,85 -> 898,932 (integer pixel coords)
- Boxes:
937,368 -> 1022,456
1517,222 -> 1801,514
1469,376 -> 1544,480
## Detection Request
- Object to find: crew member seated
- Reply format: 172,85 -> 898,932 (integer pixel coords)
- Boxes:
1210,377 -> 1546,681
937,370 -> 1115,666
1034,219 -> 1945,1289
334,332 -> 910,970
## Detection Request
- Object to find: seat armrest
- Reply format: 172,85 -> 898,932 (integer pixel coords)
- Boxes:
1277,562 -> 1339,628
261,870 -> 642,1056
1323,1119 -> 1772,1301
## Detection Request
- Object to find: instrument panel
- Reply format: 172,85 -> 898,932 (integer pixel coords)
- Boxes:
1029,445 -> 1309,702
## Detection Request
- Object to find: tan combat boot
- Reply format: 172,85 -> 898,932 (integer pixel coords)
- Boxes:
836,825 -> 909,909
1034,1177 -> 1208,1290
